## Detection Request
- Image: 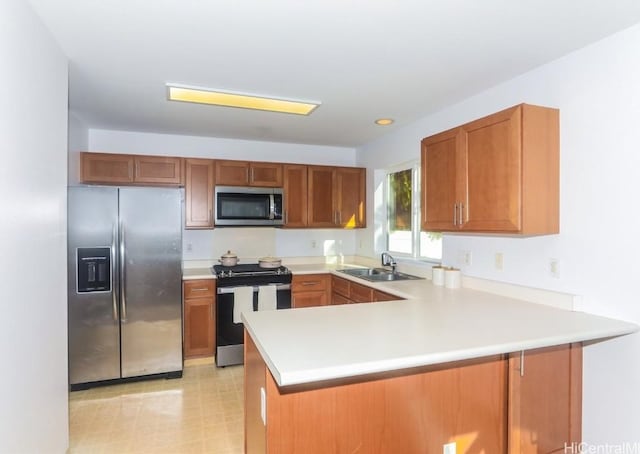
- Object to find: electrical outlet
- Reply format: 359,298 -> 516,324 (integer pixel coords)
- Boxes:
186,242 -> 193,252
495,252 -> 504,271
443,442 -> 456,454
549,259 -> 560,278
311,240 -> 317,249
463,251 -> 472,266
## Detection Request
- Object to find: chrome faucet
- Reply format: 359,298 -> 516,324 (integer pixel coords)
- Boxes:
381,252 -> 397,273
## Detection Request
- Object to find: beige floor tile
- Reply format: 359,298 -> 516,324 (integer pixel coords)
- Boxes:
69,362 -> 245,454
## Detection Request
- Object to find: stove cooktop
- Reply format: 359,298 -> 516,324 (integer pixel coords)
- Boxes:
212,263 -> 290,278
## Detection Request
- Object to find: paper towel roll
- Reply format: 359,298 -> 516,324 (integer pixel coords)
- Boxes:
432,266 -> 446,286
445,268 -> 461,289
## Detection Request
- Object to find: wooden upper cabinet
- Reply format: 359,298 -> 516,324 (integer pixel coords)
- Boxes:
421,104 -> 559,235
308,165 -> 366,228
215,159 -> 283,187
80,152 -> 183,186
81,152 -> 134,184
308,166 -> 336,227
134,155 -> 183,185
185,158 -> 214,229
335,167 -> 366,228
283,165 -> 308,227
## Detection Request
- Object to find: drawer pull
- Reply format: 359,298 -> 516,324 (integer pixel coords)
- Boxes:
301,281 -> 320,286
190,287 -> 210,291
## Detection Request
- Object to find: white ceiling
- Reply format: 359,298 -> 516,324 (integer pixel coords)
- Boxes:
28,0 -> 640,147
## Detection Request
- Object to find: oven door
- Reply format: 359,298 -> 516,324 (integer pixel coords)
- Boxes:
215,283 -> 291,367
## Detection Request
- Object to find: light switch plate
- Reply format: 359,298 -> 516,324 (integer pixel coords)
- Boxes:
443,442 -> 456,454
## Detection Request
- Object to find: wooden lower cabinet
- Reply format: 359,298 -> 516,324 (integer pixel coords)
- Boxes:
245,339 -> 582,454
183,279 -> 216,358
331,275 -> 402,305
292,274 -> 330,308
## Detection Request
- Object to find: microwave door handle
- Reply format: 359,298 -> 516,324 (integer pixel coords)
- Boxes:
269,194 -> 275,220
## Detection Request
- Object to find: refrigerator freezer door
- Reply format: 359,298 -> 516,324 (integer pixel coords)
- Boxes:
68,186 -> 120,385
119,187 -> 183,378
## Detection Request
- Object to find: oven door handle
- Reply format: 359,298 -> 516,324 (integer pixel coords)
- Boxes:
216,283 -> 291,294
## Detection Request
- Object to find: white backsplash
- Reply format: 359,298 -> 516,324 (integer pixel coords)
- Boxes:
182,227 -> 357,262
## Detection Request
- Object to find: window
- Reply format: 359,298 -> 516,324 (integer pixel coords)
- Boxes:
386,162 -> 442,261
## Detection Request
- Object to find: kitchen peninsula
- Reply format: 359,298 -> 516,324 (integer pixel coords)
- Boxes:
242,275 -> 638,454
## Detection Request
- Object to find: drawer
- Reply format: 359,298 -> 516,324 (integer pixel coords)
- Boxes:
292,274 -> 329,292
183,279 -> 215,298
373,290 -> 402,302
332,292 -> 352,305
332,275 -> 350,297
350,282 -> 373,303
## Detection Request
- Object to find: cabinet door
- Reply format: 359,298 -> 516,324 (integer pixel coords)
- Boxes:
216,160 -> 250,186
508,344 -> 582,454
185,158 -> 214,229
134,155 -> 183,185
421,129 -> 459,231
331,275 -> 350,298
80,152 -> 134,184
461,105 -> 521,232
335,167 -> 366,228
308,166 -> 337,227
250,162 -> 283,187
331,292 -> 352,305
349,282 -> 373,303
293,291 -> 329,308
183,280 -> 215,358
283,165 -> 308,227
373,290 -> 401,302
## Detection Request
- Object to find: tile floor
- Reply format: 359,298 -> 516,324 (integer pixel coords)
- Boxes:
68,361 -> 244,453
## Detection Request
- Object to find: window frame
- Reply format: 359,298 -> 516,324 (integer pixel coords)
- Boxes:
384,160 -> 442,262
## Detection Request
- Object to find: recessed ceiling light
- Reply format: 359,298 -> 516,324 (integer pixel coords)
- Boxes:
375,118 -> 394,126
166,84 -> 320,115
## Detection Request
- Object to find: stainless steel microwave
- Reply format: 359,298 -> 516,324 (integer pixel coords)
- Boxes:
214,186 -> 284,226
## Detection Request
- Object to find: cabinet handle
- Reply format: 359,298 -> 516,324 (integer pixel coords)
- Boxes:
211,303 -> 215,320
519,350 -> 525,377
250,167 -> 254,182
246,168 -> 250,182
191,287 -> 209,292
459,202 -> 464,226
301,281 -> 320,286
285,210 -> 288,224
453,203 -> 458,226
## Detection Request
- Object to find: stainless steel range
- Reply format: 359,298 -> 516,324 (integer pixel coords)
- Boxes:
213,263 -> 292,367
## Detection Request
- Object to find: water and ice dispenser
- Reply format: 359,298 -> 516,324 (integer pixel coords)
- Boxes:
76,247 -> 111,293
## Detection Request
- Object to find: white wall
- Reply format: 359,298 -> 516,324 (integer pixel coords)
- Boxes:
68,111 -> 88,185
0,0 -> 69,452
88,129 -> 360,260
357,23 -> 640,444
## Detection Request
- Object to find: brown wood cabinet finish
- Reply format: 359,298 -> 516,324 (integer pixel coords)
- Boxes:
421,104 -> 559,235
349,281 -> 373,303
183,280 -> 215,358
215,160 -> 283,187
508,344 -> 582,454
245,341 -> 582,454
134,155 -> 183,185
184,158 -> 214,229
283,165 -> 308,227
292,274 -> 330,308
307,166 -> 336,227
81,152 -> 135,184
80,152 -> 183,186
372,289 -> 400,302
308,166 -> 366,228
331,275 -> 403,305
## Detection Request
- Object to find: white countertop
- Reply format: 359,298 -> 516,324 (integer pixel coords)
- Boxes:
182,267 -> 215,280
243,273 -> 639,388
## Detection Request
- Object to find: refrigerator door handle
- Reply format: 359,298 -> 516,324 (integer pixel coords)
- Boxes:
111,223 -> 118,322
120,221 -> 127,322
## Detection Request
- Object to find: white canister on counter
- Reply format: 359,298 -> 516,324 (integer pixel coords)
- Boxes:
432,266 -> 446,286
444,268 -> 462,289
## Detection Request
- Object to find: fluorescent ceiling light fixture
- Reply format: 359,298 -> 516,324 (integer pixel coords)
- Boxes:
166,84 -> 320,115
374,118 -> 394,126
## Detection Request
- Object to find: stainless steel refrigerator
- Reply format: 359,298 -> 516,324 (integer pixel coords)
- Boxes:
68,186 -> 183,389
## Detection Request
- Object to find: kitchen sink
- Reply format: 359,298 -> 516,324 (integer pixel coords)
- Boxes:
337,268 -> 423,282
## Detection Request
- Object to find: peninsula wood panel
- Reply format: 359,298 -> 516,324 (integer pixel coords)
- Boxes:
184,158 -> 214,229
245,334 -> 267,454
283,164 -> 308,227
262,352 -> 507,454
